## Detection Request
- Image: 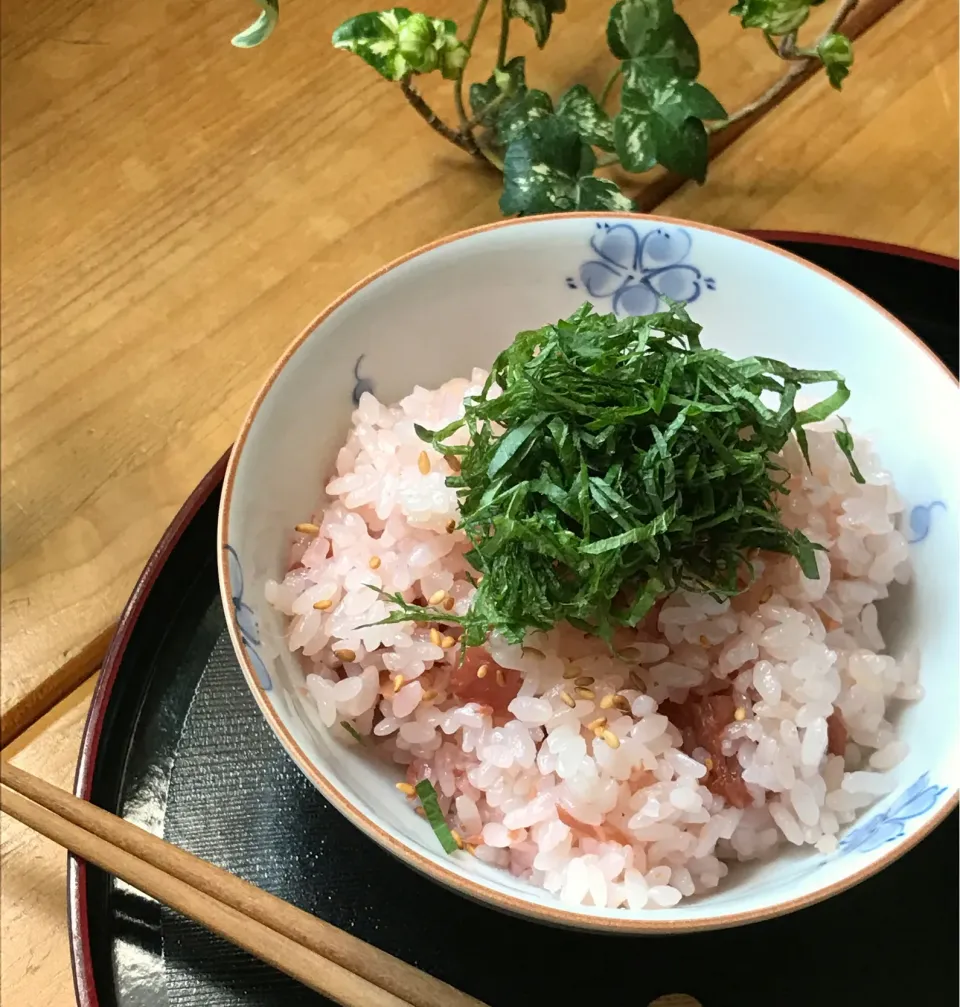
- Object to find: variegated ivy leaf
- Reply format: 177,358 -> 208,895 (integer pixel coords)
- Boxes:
556,85 -> 615,152
469,57 -> 527,127
728,0 -> 824,37
575,176 -> 636,212
606,0 -> 674,60
500,116 -> 596,216
496,89 -> 555,146
665,14 -> 699,78
232,0 -> 279,48
615,61 -> 726,181
613,104 -> 658,174
507,0 -> 567,49
817,33 -> 853,90
332,8 -> 467,81
607,0 -> 700,80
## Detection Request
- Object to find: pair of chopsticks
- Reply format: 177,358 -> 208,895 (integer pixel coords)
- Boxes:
0,761 -> 486,1007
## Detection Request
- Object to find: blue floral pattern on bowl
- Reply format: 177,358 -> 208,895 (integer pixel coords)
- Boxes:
566,222 -> 715,316
224,544 -> 272,690
839,773 -> 948,854
906,500 -> 946,544
352,355 -> 375,406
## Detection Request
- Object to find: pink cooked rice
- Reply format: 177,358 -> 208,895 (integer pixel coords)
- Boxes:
265,373 -> 919,910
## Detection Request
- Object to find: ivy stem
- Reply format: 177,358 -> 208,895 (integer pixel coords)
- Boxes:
454,0 -> 492,136
596,152 -> 620,168
709,0 -> 858,134
599,66 -> 621,109
463,90 -> 508,132
495,0 -> 510,68
399,76 -> 487,161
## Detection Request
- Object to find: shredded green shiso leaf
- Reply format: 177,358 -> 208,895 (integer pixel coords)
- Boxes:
382,300 -> 862,649
414,778 -> 459,854
339,720 -> 365,744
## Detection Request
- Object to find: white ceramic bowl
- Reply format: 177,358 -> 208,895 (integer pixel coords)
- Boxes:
218,214 -> 958,932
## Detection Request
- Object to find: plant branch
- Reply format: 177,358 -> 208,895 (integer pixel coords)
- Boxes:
454,0 -> 491,137
496,0 -> 510,68
709,0 -> 858,134
400,77 -> 487,161
599,66 -> 621,109
463,91 -> 508,132
822,0 -> 859,36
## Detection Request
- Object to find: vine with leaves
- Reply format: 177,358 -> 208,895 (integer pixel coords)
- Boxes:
233,0 -> 856,216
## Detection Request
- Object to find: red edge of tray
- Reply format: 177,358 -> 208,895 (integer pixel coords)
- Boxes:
68,234 -> 958,1007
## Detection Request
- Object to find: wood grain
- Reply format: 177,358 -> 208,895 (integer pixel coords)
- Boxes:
0,677 -> 95,1007
3,762 -> 484,1007
0,0 -> 879,737
660,0 -> 959,256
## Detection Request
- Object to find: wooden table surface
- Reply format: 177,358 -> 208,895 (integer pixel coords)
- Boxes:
1,0 -> 957,1001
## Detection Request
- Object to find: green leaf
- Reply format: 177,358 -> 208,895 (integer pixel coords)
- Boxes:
507,0 -> 567,48
556,84 -> 616,152
575,176 -> 636,211
496,89 -> 555,145
728,0 -> 823,36
332,9 -> 466,81
339,720 -> 366,744
332,8 -> 414,80
615,62 -> 725,180
652,116 -> 708,181
232,0 -> 279,48
406,298 -> 859,649
818,32 -> 854,90
501,117 -> 595,216
607,0 -> 674,59
834,419 -> 865,484
614,105 -> 657,173
667,14 -> 700,78
432,18 -> 469,80
469,57 -> 527,125
414,779 -> 460,854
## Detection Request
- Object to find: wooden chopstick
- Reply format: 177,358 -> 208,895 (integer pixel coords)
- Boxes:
0,761 -> 486,1007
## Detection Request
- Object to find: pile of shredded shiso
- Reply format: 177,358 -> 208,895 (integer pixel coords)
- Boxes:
381,300 -> 861,649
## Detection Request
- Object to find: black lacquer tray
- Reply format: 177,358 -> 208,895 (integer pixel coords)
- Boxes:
69,235 -> 959,1007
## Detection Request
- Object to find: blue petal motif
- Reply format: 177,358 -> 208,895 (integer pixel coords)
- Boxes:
580,260 -> 625,298
353,355 -> 375,406
907,501 -> 946,544
244,641 -> 273,690
614,281 -> 659,318
590,223 -> 641,270
887,772 -> 946,819
571,222 -> 714,317
236,599 -> 261,647
641,227 -> 692,269
839,772 -> 947,854
224,544 -> 272,691
648,265 -> 702,303
226,543 -> 244,603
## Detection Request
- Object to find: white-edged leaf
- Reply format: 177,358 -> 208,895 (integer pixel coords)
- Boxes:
606,0 -> 673,59
576,176 -> 635,211
232,0 -> 280,48
332,8 -> 415,81
507,0 -> 567,48
615,61 -> 724,180
496,89 -> 555,145
614,104 -> 658,173
469,56 -> 527,125
500,116 -> 592,216
556,84 -> 615,152
817,32 -> 853,90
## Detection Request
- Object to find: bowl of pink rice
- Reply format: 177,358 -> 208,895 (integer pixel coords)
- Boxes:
218,214 -> 958,932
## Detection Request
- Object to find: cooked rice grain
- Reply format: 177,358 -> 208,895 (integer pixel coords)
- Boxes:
266,376 -> 918,908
